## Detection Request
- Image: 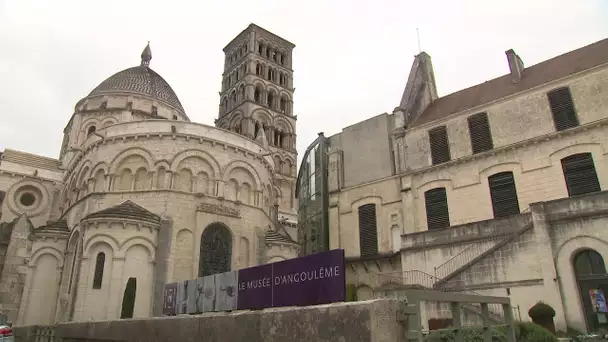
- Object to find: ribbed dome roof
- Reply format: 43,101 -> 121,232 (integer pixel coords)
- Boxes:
88,66 -> 184,112
87,43 -> 185,113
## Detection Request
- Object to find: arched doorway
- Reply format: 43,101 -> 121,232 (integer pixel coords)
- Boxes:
574,249 -> 608,332
199,223 -> 232,277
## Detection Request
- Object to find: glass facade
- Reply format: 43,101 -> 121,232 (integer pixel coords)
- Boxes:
296,133 -> 329,256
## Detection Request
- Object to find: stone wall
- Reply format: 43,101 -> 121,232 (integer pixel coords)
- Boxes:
15,299 -> 409,342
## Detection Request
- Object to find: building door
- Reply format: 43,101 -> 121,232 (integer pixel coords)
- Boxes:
574,249 -> 608,332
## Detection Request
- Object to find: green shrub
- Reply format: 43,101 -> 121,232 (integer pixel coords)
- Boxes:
424,321 -> 558,342
528,302 -> 556,319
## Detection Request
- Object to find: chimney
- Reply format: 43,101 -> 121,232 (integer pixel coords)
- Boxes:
505,49 -> 525,83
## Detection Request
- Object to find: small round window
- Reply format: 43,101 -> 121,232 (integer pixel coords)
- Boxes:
19,193 -> 36,207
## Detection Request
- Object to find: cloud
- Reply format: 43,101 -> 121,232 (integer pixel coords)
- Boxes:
0,0 -> 606,166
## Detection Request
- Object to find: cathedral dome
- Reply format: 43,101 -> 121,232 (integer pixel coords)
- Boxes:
87,43 -> 185,113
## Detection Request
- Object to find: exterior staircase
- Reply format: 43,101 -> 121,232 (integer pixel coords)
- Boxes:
379,218 -> 534,324
433,221 -> 534,289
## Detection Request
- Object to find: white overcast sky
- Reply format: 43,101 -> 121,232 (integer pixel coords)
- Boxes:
0,0 -> 607,165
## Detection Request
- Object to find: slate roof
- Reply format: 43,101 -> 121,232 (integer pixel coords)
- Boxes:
1,149 -> 62,171
88,66 -> 185,113
35,220 -> 70,235
83,201 -> 161,225
411,38 -> 608,127
265,229 -> 297,244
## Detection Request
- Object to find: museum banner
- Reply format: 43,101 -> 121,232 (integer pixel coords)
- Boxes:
162,249 -> 345,315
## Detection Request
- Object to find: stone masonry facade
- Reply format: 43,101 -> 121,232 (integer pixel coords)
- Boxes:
0,24 -> 299,326
325,38 -> 608,332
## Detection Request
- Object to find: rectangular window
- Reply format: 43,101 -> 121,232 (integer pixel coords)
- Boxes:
467,112 -> 493,154
488,172 -> 520,218
561,153 -> 601,197
429,126 -> 451,165
358,204 -> 378,257
424,188 -> 450,230
548,87 -> 578,131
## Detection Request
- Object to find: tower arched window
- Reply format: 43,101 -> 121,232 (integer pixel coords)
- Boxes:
254,88 -> 261,103
199,223 -> 232,277
230,91 -> 237,108
254,122 -> 261,138
258,43 -> 264,55
240,86 -> 246,102
267,92 -> 274,108
92,252 -> 105,289
87,125 -> 96,137
280,97 -> 287,113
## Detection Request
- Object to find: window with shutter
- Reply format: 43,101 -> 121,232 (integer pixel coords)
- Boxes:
488,172 -> 520,218
467,112 -> 493,154
548,87 -> 578,131
561,153 -> 601,197
92,252 -> 105,289
358,204 -> 378,257
424,188 -> 450,230
429,126 -> 451,165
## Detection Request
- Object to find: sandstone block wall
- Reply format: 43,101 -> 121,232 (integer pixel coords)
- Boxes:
20,299 -> 409,342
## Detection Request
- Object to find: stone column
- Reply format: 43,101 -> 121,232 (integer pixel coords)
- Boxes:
245,84 -> 254,101
216,180 -> 225,198
400,176 -> 415,234
108,258 -> 125,318
153,219 -> 173,317
168,171 -> 175,189
530,202 -> 567,332
107,174 -> 115,191
328,195 -> 340,250
243,117 -> 254,139
268,127 -> 275,146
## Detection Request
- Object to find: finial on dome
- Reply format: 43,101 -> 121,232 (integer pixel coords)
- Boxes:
141,41 -> 152,67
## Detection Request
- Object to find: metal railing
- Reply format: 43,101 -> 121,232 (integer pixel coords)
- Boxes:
377,288 -> 517,342
433,242 -> 492,281
376,272 -> 520,324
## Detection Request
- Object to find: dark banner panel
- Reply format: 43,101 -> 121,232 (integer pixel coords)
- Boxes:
163,249 -> 345,315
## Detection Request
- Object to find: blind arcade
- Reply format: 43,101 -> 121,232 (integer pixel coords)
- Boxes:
163,249 -> 346,315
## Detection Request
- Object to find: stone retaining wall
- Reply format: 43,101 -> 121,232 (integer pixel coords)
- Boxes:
15,299 -> 408,342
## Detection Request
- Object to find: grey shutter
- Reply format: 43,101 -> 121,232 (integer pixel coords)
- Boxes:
425,188 -> 450,230
488,172 -> 520,218
467,112 -> 493,154
429,126 -> 451,165
548,87 -> 578,131
561,153 -> 601,197
358,204 -> 378,257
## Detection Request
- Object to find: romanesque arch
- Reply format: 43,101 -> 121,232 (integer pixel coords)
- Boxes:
199,223 -> 232,277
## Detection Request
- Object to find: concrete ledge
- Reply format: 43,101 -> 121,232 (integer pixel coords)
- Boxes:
53,299 -> 408,342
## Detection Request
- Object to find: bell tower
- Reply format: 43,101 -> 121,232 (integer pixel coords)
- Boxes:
216,24 -> 298,221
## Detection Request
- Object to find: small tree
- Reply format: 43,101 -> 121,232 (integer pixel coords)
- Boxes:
528,302 -> 557,335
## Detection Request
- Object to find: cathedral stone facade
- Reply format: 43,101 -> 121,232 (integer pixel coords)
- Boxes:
0,24 -> 298,325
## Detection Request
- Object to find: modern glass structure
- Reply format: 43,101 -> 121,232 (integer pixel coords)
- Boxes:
296,133 -> 329,256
